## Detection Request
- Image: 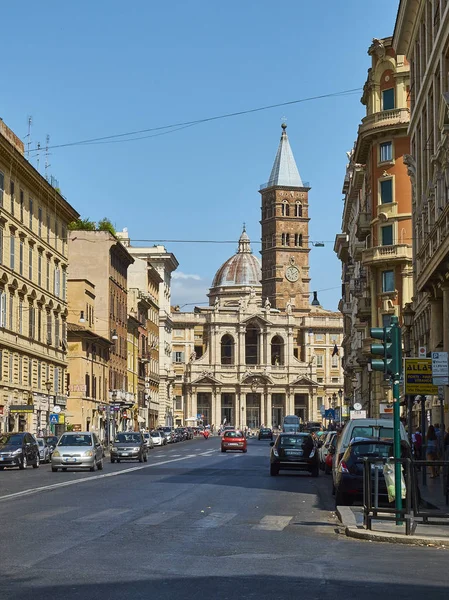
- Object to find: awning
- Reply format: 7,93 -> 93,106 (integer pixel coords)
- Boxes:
137,415 -> 146,423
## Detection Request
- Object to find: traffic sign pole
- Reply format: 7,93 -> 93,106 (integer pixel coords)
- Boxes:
393,377 -> 403,523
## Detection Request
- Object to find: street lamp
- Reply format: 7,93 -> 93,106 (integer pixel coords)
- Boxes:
45,380 -> 52,435
338,388 -> 343,426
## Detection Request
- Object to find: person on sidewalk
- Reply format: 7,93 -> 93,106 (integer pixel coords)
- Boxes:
427,425 -> 439,478
412,427 -> 422,460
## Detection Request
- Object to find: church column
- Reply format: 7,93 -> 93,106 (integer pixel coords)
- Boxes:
239,326 -> 246,367
215,391 -> 222,428
262,328 -> 268,365
260,391 -> 265,428
266,391 -> 272,428
191,389 -> 197,424
186,388 -> 192,421
286,388 -> 294,416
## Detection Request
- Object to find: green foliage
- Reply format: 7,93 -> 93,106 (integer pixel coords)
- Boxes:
67,218 -> 96,231
97,218 -> 116,236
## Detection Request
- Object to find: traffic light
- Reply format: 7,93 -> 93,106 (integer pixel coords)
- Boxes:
370,315 -> 402,379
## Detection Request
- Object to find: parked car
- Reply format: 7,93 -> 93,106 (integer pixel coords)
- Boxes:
221,430 -> 247,453
143,432 -> 154,450
333,437 -> 413,506
36,437 -> 51,463
150,430 -> 166,446
159,427 -> 174,443
44,435 -> 59,456
319,431 -> 336,471
324,433 -> 337,474
0,432 -> 40,470
332,419 -> 409,489
51,432 -> 104,472
270,433 -> 319,477
110,432 -> 147,463
258,428 -> 273,441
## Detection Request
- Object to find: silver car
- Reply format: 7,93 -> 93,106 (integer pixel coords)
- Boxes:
143,432 -> 154,449
150,430 -> 166,446
36,437 -> 51,463
51,432 -> 104,472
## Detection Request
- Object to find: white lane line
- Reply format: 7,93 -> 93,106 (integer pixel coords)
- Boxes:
24,506 -> 76,520
172,454 -> 182,457
76,508 -> 131,522
253,516 -> 293,531
0,454 -> 198,503
193,512 -> 237,529
134,511 -> 183,525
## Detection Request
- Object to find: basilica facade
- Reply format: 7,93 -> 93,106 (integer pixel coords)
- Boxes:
171,125 -> 344,429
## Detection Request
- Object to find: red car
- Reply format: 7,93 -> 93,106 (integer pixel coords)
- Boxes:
221,430 -> 247,453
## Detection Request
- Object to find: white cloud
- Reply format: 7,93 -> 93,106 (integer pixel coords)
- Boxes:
172,271 -> 201,281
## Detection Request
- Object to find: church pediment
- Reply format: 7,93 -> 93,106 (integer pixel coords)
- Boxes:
192,371 -> 222,386
291,375 -> 318,387
241,370 -> 273,386
241,314 -> 272,327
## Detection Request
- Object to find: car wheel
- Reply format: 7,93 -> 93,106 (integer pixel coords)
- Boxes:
97,459 -> 104,471
111,457 -> 116,464
90,461 -> 97,472
62,468 -> 67,472
33,455 -> 40,469
324,464 -> 331,475
270,464 -> 279,476
117,459 -> 121,463
221,448 -> 226,453
242,449 -> 247,453
335,489 -> 352,506
19,455 -> 27,470
51,467 -> 58,472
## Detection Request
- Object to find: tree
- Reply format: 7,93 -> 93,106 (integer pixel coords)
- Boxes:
97,218 -> 116,236
67,218 -> 96,231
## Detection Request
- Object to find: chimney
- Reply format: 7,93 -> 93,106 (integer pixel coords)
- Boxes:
311,291 -> 320,306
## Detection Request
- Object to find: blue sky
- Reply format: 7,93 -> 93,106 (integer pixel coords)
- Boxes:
2,0 -> 399,310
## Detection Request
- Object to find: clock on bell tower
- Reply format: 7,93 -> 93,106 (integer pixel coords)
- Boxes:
259,124 -> 311,313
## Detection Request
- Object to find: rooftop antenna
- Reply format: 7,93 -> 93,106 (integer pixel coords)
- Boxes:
45,134 -> 51,180
25,116 -> 32,159
36,142 -> 41,172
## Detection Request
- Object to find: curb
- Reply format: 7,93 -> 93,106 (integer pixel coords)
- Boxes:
345,525 -> 449,547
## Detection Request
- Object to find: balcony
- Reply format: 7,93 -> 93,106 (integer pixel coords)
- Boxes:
355,108 -> 410,162
356,211 -> 371,241
341,301 -> 352,314
362,244 -> 412,266
356,296 -> 371,318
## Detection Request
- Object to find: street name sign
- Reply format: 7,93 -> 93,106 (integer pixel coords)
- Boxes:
404,358 -> 438,395
350,410 -> 367,419
432,351 -> 449,386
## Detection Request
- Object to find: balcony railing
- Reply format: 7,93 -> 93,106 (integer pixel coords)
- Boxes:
362,244 -> 412,265
356,211 -> 371,241
359,108 -> 410,135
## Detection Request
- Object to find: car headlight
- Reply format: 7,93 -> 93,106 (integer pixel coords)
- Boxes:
133,447 -> 140,452
112,447 -> 118,452
52,450 -> 60,457
83,450 -> 94,457
13,448 -> 23,455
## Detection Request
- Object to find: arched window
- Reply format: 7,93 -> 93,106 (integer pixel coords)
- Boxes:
295,233 -> 303,247
282,200 -> 290,216
281,233 -> 290,246
221,334 -> 235,365
271,335 -> 284,365
295,201 -> 302,217
245,323 -> 260,365
271,233 -> 276,247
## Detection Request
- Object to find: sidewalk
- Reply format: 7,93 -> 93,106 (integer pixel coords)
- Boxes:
337,477 -> 449,547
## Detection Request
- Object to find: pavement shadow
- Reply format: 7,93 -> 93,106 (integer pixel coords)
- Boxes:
2,573 -> 449,600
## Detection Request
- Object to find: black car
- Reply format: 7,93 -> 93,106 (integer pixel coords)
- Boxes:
333,437 -> 412,506
270,433 -> 319,477
110,432 -> 147,463
0,432 -> 40,470
258,428 -> 273,440
44,435 -> 59,455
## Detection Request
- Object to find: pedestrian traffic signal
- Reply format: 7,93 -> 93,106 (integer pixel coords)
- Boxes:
370,315 -> 402,379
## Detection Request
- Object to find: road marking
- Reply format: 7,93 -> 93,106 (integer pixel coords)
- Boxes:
0,454 -> 198,503
172,454 -> 181,457
76,508 -> 131,522
193,512 -> 237,528
24,506 -> 75,520
253,516 -> 293,531
134,511 -> 183,525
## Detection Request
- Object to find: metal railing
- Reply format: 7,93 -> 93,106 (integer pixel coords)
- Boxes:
363,457 -> 449,535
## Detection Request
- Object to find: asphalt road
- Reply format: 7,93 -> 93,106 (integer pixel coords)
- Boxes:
1,436 -> 448,600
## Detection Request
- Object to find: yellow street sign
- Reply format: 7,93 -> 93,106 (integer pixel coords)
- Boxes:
404,358 -> 438,395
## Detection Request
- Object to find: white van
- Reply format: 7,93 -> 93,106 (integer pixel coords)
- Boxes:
332,418 -> 409,487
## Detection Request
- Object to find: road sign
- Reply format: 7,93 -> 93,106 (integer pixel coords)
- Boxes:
354,402 -> 362,411
350,410 -> 367,419
432,351 -> 449,385
418,346 -> 427,358
49,413 -> 59,424
324,409 -> 335,420
404,358 -> 438,395
53,405 -> 61,414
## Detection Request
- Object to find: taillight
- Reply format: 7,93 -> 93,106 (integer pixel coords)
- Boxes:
339,461 -> 349,473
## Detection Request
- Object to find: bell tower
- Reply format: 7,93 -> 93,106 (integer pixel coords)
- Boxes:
260,124 -> 311,312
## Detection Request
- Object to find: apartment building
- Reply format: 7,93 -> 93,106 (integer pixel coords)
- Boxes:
0,119 -> 79,434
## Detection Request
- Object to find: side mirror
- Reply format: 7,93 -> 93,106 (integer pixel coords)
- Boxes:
270,441 -> 275,447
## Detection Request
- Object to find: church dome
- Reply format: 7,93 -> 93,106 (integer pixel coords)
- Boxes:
212,228 -> 261,288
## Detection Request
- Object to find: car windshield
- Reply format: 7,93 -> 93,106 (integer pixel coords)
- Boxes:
150,432 -> 160,437
0,434 -> 23,446
115,433 -> 141,443
350,443 -> 393,458
280,436 -> 308,448
351,426 -> 394,439
37,439 -> 45,447
58,435 -> 92,447
260,429 -> 271,433
224,431 -> 243,438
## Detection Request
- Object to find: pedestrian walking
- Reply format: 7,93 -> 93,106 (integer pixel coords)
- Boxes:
426,425 -> 439,478
412,427 -> 422,460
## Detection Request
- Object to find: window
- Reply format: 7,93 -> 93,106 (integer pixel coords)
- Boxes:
281,233 -> 290,246
29,198 -> 33,230
62,268 -> 66,301
29,305 -> 35,339
46,257 -> 50,291
28,245 -> 33,280
19,238 -> 24,275
0,226 -> 3,265
19,190 -> 24,222
330,334 -> 339,343
173,329 -> 183,337
382,88 -> 395,110
55,220 -> 58,252
18,299 -> 23,334
10,231 -> 15,270
9,294 -> 13,330
47,213 -> 50,244
38,207 -> 42,237
0,172 -> 3,207
295,202 -> 302,217
37,361 -> 41,389
18,356 -> 22,385
9,353 -> 13,382
315,333 -> 324,342
331,355 -> 339,368
381,225 -> 393,246
317,377 -> 324,383
10,180 -> 14,215
380,179 -> 393,204
54,266 -> 60,297
28,359 -> 32,387
37,307 -> 42,342
38,252 -> 42,287
295,233 -> 303,247
382,314 -> 393,327
382,270 -> 395,293
47,311 -> 52,344
282,201 -> 290,216
331,377 -> 339,383
54,367 -> 59,394
380,142 -> 392,162
0,291 -> 6,328
173,351 -> 185,363
175,396 -> 182,410
316,355 -> 323,368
